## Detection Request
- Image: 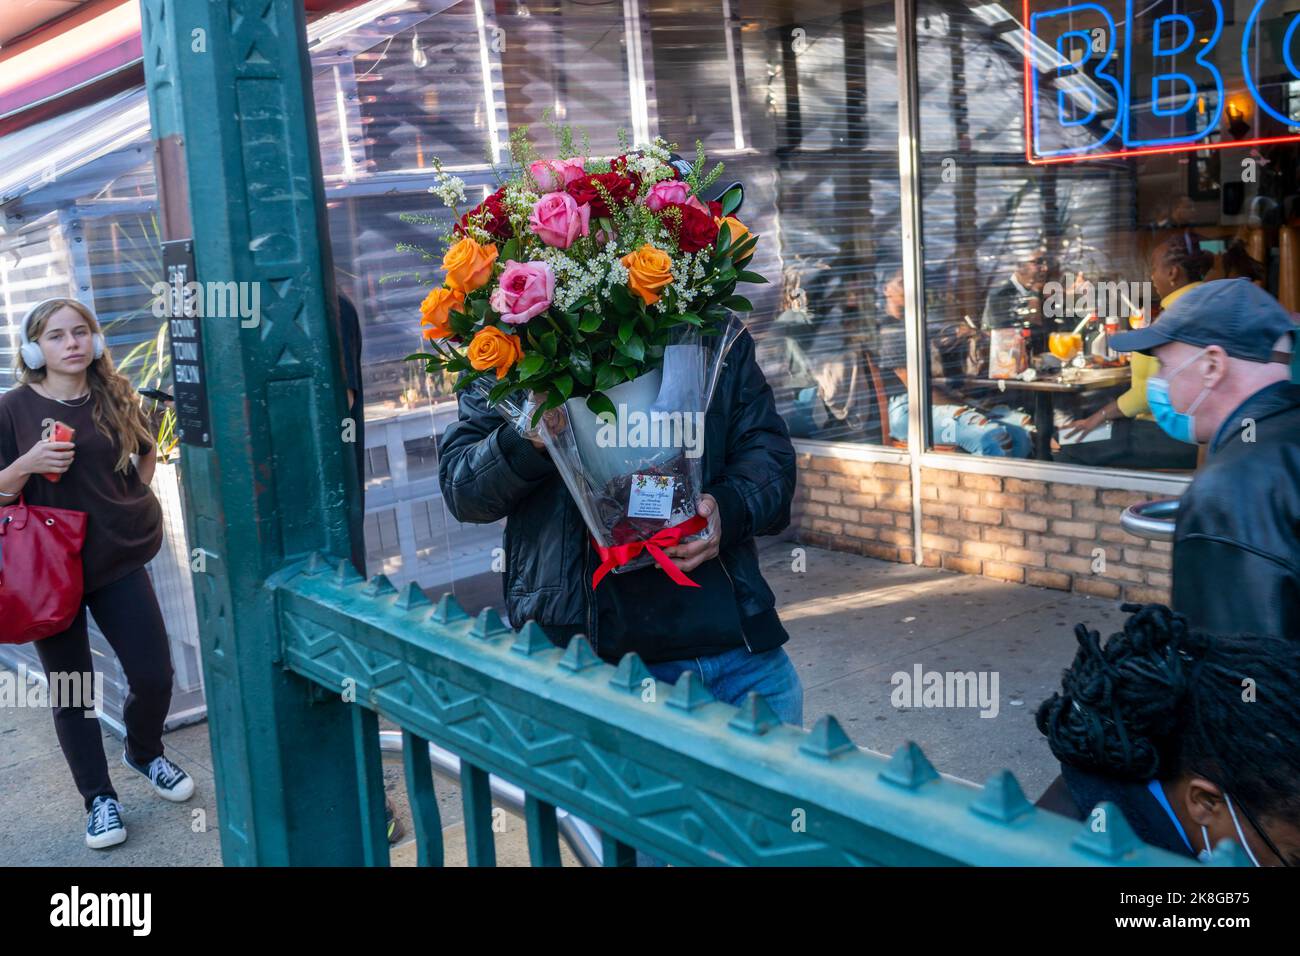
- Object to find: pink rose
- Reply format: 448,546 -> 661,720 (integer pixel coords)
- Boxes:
683,194 -> 711,216
529,158 -> 587,192
529,191 -> 591,250
644,179 -> 691,212
489,261 -> 555,325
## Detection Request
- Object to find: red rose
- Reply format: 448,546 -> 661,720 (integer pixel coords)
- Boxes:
455,187 -> 512,241
567,172 -> 638,218
708,199 -> 723,218
660,201 -> 719,254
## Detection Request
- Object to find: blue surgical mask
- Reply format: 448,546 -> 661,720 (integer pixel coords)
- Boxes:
1146,347 -> 1212,444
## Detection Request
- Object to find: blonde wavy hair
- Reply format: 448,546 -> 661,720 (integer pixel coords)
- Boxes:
15,298 -> 153,474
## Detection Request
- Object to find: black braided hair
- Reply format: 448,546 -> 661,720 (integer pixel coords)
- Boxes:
1036,603 -> 1300,819
1156,231 -> 1215,283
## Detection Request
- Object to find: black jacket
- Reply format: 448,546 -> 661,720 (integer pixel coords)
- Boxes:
1035,764 -> 1196,859
438,328 -> 797,661
1173,381 -> 1300,639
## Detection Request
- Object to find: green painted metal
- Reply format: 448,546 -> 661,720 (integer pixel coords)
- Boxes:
401,729 -> 445,867
524,795 -> 562,867
141,1 -> 1215,868
461,764 -> 496,867
140,0 -> 370,865
269,562 -> 1199,866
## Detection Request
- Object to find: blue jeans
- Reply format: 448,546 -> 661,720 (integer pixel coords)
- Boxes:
888,393 -> 1032,457
645,645 -> 804,726
629,645 -> 803,867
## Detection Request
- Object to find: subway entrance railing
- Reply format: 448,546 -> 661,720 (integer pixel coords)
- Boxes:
137,1 -> 1220,868
269,551 -> 1199,867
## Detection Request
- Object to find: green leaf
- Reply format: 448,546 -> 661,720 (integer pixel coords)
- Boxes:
585,391 -> 616,419
500,238 -> 522,263
610,351 -> 636,367
618,318 -> 635,344
553,373 -> 574,400
517,354 -> 547,378
722,295 -> 754,312
716,222 -> 733,252
538,331 -> 558,358
595,364 -> 622,391
730,234 -> 758,260
487,378 -> 516,403
621,365 -> 640,381
610,283 -> 635,312
623,333 -> 645,362
736,270 -> 768,284
449,309 -> 476,337
541,389 -> 567,413
720,186 -> 743,217
579,313 -> 603,333
570,349 -> 593,386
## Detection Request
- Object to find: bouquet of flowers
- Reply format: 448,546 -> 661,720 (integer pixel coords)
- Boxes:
407,127 -> 765,585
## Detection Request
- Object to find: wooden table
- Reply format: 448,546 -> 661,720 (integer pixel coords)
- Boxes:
972,367 -> 1132,460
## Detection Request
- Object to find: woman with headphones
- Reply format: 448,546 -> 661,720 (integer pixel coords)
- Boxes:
0,298 -> 194,850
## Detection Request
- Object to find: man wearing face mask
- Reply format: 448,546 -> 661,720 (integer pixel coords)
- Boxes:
1108,278 -> 1299,639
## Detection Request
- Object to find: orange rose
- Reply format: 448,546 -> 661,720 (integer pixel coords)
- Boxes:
443,236 -> 498,293
467,326 -> 524,379
620,244 -> 674,306
420,286 -> 464,340
715,215 -> 751,249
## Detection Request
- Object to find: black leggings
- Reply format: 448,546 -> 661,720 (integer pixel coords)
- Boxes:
34,566 -> 174,812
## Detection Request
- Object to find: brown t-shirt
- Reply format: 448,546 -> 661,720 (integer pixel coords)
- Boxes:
0,384 -> 163,593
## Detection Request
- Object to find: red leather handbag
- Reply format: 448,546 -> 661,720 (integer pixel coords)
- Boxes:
0,495 -> 87,643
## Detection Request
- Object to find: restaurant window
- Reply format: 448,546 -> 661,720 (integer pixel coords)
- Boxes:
913,0 -> 1300,469
710,0 -> 905,446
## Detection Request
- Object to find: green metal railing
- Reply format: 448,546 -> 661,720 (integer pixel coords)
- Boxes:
138,1 -> 1232,867
268,551 -> 1205,867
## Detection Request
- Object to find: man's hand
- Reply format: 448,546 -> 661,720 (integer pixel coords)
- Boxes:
661,493 -> 721,574
524,391 -> 566,450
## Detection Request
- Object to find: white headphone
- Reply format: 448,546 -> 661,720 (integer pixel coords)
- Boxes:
18,297 -> 105,370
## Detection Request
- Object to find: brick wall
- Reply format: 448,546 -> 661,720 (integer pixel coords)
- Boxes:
793,452 -> 1173,604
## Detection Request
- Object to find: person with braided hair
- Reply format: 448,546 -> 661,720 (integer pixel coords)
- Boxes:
1034,604 -> 1300,865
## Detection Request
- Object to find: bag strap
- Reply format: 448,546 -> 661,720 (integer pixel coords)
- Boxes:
0,493 -> 28,533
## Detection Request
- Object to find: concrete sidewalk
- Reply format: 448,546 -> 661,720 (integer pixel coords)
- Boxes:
1,540 -> 1133,866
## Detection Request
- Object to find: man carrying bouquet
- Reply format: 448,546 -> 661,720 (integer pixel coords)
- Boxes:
438,325 -> 803,726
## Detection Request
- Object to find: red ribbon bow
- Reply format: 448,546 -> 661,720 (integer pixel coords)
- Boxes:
591,514 -> 708,589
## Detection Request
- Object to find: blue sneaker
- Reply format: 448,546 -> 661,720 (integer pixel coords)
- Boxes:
86,796 -> 127,849
122,749 -> 195,802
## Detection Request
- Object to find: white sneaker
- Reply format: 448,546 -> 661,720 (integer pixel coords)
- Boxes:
122,750 -> 195,802
86,796 -> 127,849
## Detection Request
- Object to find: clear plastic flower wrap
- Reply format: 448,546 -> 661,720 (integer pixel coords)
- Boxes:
533,316 -> 744,577
448,317 -> 746,579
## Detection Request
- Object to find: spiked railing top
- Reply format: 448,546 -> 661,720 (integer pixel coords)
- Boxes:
269,552 -> 1205,867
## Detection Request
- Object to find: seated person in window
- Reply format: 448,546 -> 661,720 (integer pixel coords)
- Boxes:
981,246 -> 1056,356
1056,233 -> 1206,469
877,271 -> 1033,457
762,268 -> 876,442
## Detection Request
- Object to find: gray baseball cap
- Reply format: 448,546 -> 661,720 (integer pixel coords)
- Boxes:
1109,278 -> 1296,362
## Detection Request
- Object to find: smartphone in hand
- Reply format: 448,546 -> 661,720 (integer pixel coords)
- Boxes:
43,422 -> 75,483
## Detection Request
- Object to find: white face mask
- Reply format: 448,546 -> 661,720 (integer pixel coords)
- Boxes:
1198,793 -> 1262,867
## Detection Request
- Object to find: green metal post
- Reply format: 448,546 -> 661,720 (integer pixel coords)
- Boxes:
139,0 -> 369,864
